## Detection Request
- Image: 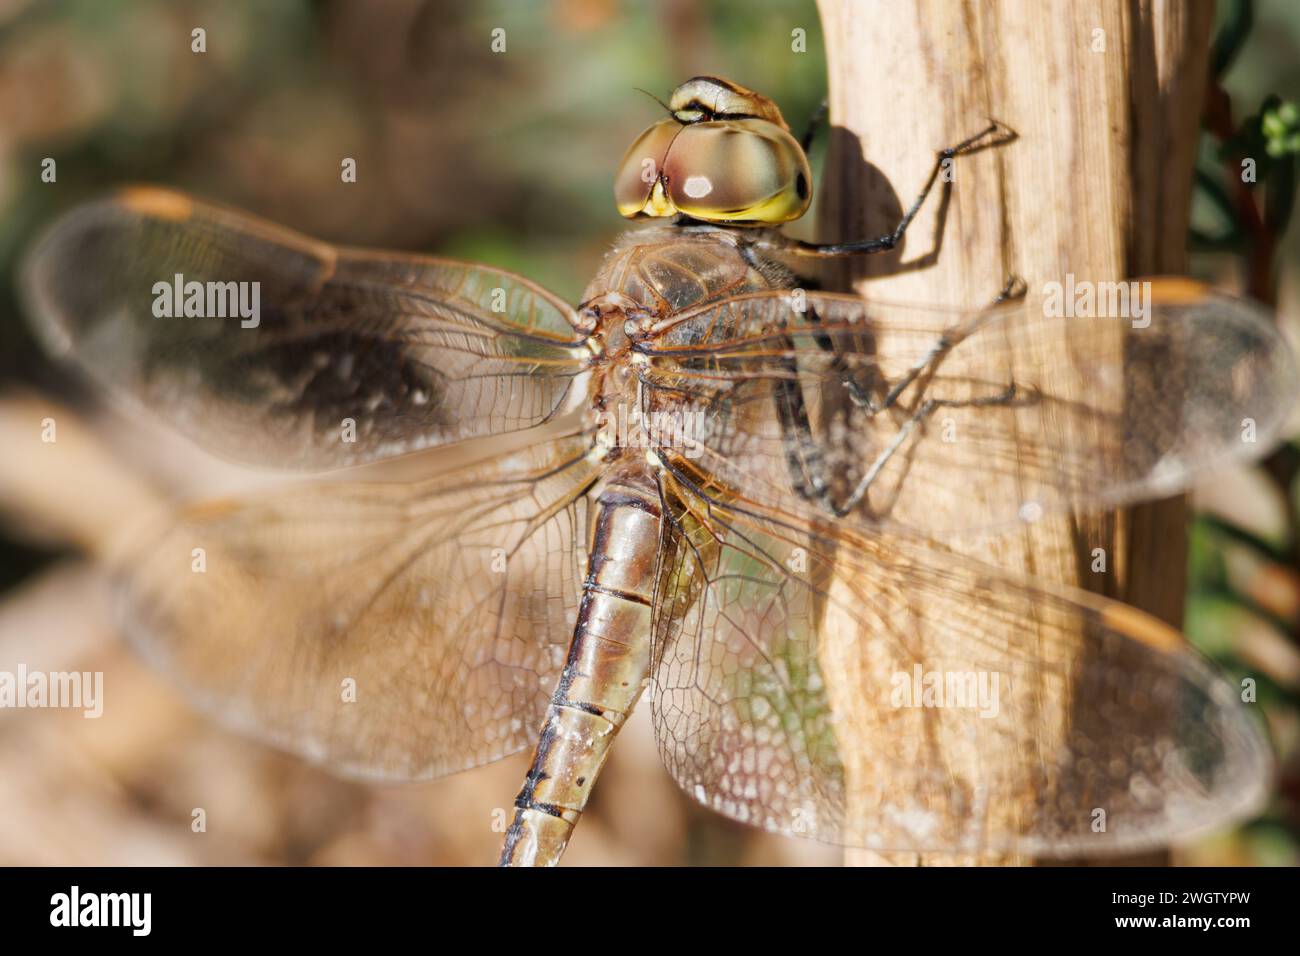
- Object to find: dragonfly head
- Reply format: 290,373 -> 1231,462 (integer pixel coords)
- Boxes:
614,76 -> 812,226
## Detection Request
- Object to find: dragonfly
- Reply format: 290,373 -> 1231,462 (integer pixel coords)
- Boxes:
21,76 -> 1298,866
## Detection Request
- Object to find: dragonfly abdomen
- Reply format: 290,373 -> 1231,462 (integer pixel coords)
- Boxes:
499,465 -> 660,866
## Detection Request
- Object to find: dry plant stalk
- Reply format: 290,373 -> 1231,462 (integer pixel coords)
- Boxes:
814,0 -> 1214,866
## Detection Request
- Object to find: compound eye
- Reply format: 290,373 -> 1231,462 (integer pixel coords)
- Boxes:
613,119 -> 682,218
663,119 -> 812,224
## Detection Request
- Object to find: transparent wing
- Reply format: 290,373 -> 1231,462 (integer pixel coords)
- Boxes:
114,428 -> 601,781
650,457 -> 1271,855
21,187 -> 587,470
637,282 -> 1297,535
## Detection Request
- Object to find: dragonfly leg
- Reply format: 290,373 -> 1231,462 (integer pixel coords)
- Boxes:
773,360 -> 836,508
804,274 -> 1027,416
779,276 -> 1025,516
763,121 -> 1016,259
847,273 -> 1027,414
827,383 -> 1018,517
777,368 -> 1021,519
989,273 -> 1029,306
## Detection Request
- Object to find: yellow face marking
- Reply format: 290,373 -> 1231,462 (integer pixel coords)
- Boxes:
643,179 -> 676,217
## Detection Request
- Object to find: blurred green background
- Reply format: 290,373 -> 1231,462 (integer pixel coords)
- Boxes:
0,0 -> 1296,866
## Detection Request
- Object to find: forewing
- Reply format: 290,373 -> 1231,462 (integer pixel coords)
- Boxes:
116,429 -> 600,781
22,187 -> 587,469
638,283 -> 1297,534
650,460 -> 1271,855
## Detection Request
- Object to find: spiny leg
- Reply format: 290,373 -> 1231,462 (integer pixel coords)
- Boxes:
762,121 -> 1016,260
777,371 -> 1021,519
848,273 -> 1027,414
778,276 -> 1026,517
805,274 -> 1026,415
828,383 -> 1019,518
773,351 -> 835,510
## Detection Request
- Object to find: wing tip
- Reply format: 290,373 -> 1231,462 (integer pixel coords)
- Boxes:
1144,275 -> 1211,305
1099,602 -> 1183,653
114,185 -> 195,222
